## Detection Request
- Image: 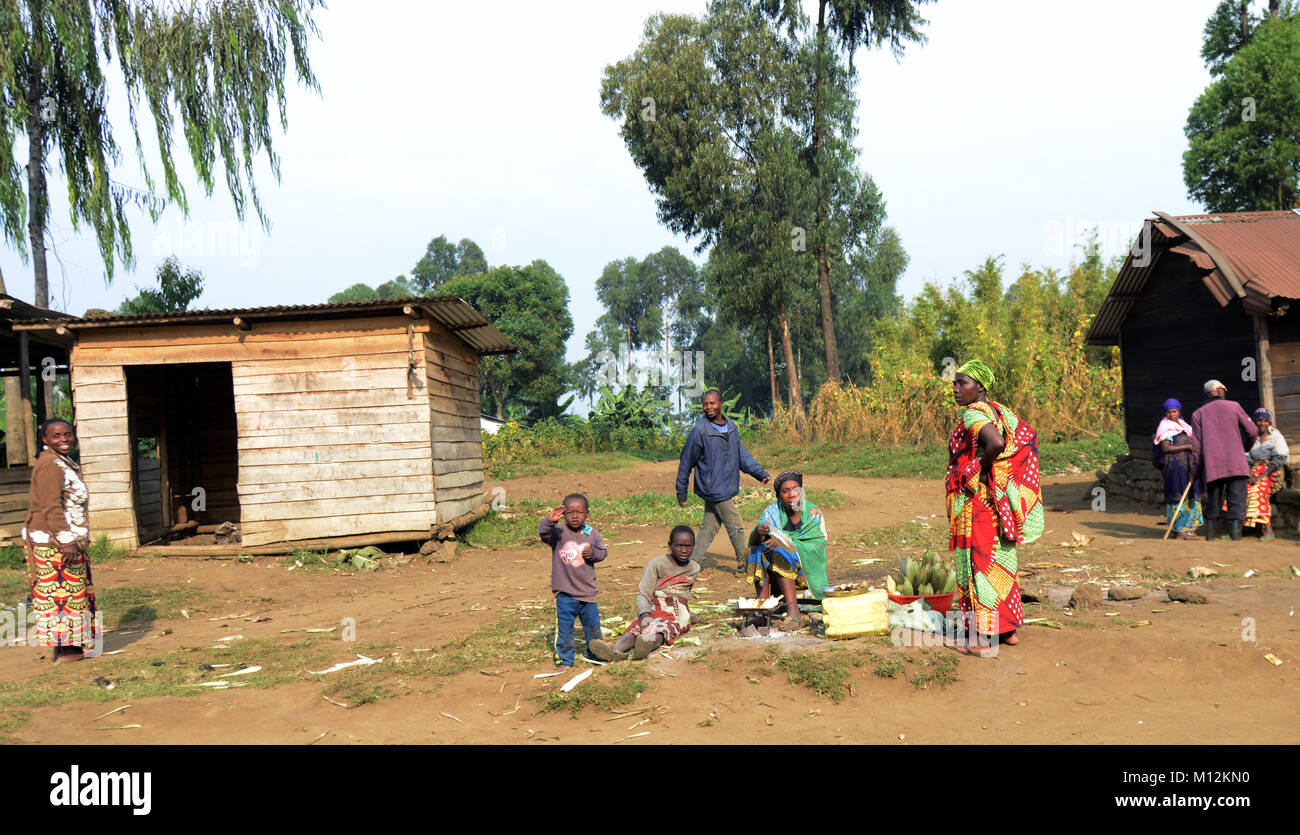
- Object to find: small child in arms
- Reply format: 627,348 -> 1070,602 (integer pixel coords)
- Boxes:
539,493 -> 607,667
591,525 -> 700,662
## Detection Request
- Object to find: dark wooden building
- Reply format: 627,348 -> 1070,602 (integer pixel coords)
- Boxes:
1086,209 -> 1300,460
0,294 -> 73,543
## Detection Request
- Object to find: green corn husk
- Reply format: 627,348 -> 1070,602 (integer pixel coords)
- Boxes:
919,582 -> 934,596
900,578 -> 914,596
941,573 -> 957,593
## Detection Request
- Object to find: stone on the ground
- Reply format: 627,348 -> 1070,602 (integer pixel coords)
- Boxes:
1068,584 -> 1103,611
1108,586 -> 1146,601
1168,586 -> 1209,605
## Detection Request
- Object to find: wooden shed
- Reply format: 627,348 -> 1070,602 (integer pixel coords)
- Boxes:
1086,209 -> 1300,461
13,298 -> 514,550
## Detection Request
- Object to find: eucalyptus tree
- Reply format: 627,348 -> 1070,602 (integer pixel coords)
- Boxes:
753,0 -> 931,382
0,0 -> 323,308
601,0 -> 820,417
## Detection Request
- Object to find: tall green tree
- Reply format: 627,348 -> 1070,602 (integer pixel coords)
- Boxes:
1185,2 -> 1300,212
116,256 -> 203,314
439,261 -> 575,420
411,235 -> 488,291
595,255 -> 666,357
326,275 -> 414,303
0,0 -> 324,309
602,0 -> 822,416
755,0 -> 932,383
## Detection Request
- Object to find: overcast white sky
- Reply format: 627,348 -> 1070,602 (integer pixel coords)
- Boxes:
1,0 -> 1222,366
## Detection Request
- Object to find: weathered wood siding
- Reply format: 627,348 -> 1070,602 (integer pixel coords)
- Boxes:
69,364 -> 136,548
1266,312 -> 1300,445
73,316 -> 448,548
424,323 -> 485,521
1120,257 -> 1260,458
0,466 -> 32,545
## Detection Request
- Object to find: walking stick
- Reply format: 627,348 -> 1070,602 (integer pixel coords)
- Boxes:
1163,479 -> 1194,541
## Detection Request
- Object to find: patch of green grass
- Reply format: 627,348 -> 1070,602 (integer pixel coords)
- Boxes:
0,570 -> 28,604
0,634 -> 346,715
776,649 -> 855,703
0,545 -> 25,571
491,450 -> 676,480
907,653 -> 961,690
279,549 -> 374,574
427,611 -> 553,678
872,654 -> 906,678
538,663 -> 648,716
838,520 -> 947,554
751,433 -> 1125,479
97,584 -> 207,628
461,487 -> 847,549
88,534 -> 132,563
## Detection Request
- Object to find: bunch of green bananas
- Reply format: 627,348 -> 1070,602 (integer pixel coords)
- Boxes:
886,550 -> 957,596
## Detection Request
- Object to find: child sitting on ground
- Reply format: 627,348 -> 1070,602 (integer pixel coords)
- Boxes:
591,525 -> 700,662
539,493 -> 608,667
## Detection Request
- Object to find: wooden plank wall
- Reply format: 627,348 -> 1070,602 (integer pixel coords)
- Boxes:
69,364 -> 136,548
1265,311 -> 1300,444
424,322 -> 485,521
1120,257 -> 1260,458
73,317 -> 440,548
0,466 -> 32,545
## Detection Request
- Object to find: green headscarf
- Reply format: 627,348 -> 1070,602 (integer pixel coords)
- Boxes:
957,360 -> 995,393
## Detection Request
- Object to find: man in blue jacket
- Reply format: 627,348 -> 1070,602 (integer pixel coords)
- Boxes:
676,389 -> 770,570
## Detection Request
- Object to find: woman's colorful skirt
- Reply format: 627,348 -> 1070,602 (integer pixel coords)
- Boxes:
1166,498 -> 1204,532
746,545 -> 808,591
1243,462 -> 1284,528
27,541 -> 98,647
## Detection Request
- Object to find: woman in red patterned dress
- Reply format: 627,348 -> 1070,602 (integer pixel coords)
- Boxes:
945,361 -> 1044,656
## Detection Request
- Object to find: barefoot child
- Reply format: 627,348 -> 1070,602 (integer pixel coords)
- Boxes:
540,494 -> 607,667
591,526 -> 700,662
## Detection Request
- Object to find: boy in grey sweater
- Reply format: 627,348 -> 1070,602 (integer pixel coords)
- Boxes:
539,493 -> 608,666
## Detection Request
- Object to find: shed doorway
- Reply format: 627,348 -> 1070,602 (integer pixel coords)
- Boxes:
125,363 -> 240,544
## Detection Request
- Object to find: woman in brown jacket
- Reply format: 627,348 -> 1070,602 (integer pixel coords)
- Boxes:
23,419 -> 95,662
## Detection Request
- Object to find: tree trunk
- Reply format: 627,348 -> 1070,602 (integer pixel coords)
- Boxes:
768,328 -> 778,411
777,303 -> 803,420
1269,0 -> 1279,18
1241,1 -> 1251,42
494,390 -> 504,420
813,1 -> 841,382
26,78 -> 50,309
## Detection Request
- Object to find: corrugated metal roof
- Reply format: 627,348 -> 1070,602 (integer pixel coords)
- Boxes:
11,295 -> 517,356
1086,209 -> 1300,345
0,293 -> 70,322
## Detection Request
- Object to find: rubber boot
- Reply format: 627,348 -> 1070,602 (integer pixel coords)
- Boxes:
632,636 -> 659,661
1229,521 -> 1243,541
589,640 -> 628,662
1203,520 -> 1216,541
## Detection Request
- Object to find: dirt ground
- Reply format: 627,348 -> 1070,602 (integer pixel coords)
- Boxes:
2,458 -> 1296,745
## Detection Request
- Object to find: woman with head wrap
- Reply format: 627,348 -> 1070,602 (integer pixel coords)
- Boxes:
946,361 -> 1043,655
1153,398 -> 1202,540
745,470 -> 829,630
1244,408 -> 1287,540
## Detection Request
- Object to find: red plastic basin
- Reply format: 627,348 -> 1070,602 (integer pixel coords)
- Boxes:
887,591 -> 955,615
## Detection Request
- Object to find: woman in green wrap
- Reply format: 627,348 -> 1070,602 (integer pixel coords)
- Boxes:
746,470 -> 829,631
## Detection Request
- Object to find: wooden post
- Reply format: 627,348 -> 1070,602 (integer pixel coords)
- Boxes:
18,332 -> 34,462
1255,315 -> 1276,415
4,377 -> 24,466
